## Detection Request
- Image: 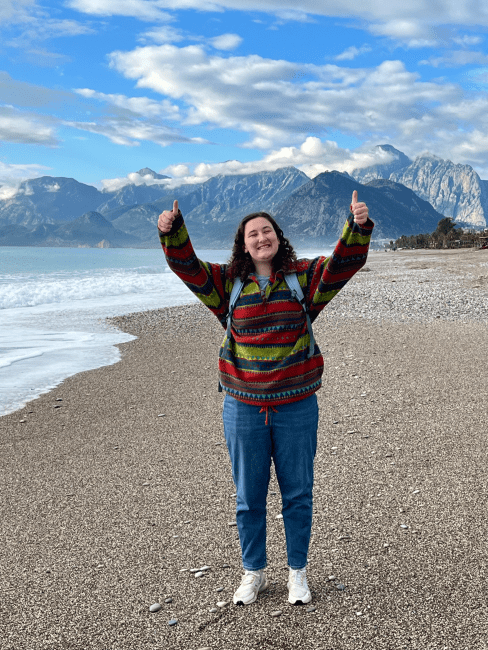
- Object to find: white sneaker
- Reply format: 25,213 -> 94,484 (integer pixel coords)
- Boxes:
233,569 -> 268,605
287,567 -> 312,605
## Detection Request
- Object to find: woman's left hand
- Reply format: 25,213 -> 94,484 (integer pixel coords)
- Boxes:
350,190 -> 369,225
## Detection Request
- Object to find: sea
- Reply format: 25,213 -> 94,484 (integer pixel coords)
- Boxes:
1,245 -> 330,416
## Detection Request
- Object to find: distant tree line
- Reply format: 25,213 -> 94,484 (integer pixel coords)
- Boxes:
393,218 -> 488,250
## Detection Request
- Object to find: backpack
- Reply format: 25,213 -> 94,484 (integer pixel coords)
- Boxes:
223,273 -> 315,359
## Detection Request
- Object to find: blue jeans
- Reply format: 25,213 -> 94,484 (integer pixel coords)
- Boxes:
222,393 -> 318,571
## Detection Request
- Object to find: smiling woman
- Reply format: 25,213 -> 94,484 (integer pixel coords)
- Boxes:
157,195 -> 374,607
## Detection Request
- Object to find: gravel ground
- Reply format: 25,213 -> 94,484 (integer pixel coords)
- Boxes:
1,248 -> 487,650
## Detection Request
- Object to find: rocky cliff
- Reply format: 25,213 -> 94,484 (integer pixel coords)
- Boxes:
350,146 -> 487,228
389,155 -> 487,228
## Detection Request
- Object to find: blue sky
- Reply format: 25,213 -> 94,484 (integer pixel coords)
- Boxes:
2,0 -> 488,194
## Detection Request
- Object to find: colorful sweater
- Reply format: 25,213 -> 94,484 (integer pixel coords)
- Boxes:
159,212 -> 374,406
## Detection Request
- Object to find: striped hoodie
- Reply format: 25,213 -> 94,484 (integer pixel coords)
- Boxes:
159,211 -> 374,406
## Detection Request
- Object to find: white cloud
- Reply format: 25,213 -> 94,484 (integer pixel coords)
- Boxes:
109,44 -> 461,152
420,50 -> 488,68
161,163 -> 191,177
74,88 -> 181,118
153,137 -> 404,185
0,0 -> 35,24
65,0 -> 488,32
0,105 -> 58,145
210,33 -> 243,51
368,20 -> 440,47
66,0 -> 173,21
2,4 -> 94,46
453,34 -> 483,46
141,25 -> 184,44
64,115 -> 208,147
0,161 -> 51,199
68,87 -> 209,146
335,45 -> 372,61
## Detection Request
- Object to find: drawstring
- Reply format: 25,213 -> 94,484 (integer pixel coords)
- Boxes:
259,405 -> 278,425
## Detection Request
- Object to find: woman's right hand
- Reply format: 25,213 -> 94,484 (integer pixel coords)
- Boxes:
158,199 -> 179,233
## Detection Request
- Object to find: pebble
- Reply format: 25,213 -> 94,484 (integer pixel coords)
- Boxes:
194,571 -> 204,578
400,524 -> 409,529
328,575 -> 335,581
164,597 -> 172,603
168,619 -> 178,626
209,608 -> 218,613
228,521 -> 237,526
322,264 -> 488,325
149,603 -> 161,613
217,601 -> 229,608
412,489 -> 420,494
158,413 -> 165,417
306,606 -> 317,613
200,565 -> 211,571
270,610 -> 282,617
275,514 -> 283,519
216,587 -> 224,592
222,564 -> 231,569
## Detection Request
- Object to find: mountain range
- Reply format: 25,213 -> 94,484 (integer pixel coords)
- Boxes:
0,149 -> 486,249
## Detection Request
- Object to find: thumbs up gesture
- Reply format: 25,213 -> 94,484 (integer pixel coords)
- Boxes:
158,200 -> 179,234
350,190 -> 369,225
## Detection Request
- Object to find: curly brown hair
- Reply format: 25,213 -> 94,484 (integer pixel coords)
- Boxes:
227,211 -> 298,281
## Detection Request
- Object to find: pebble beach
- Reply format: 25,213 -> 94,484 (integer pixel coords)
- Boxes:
1,247 -> 488,650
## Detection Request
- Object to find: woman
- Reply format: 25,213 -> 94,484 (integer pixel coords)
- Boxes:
158,193 -> 373,606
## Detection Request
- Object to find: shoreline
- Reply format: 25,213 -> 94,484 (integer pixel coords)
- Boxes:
1,248 -> 488,649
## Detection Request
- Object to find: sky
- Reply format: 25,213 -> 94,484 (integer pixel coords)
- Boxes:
2,0 -> 488,194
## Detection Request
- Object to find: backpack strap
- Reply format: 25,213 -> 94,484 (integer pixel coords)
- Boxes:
219,277 -> 245,392
284,273 -> 315,359
223,276 -> 244,352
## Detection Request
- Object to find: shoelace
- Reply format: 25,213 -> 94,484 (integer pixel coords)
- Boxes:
291,570 -> 306,586
243,571 -> 260,585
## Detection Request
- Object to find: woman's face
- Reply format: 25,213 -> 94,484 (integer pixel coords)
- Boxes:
243,217 -> 280,269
